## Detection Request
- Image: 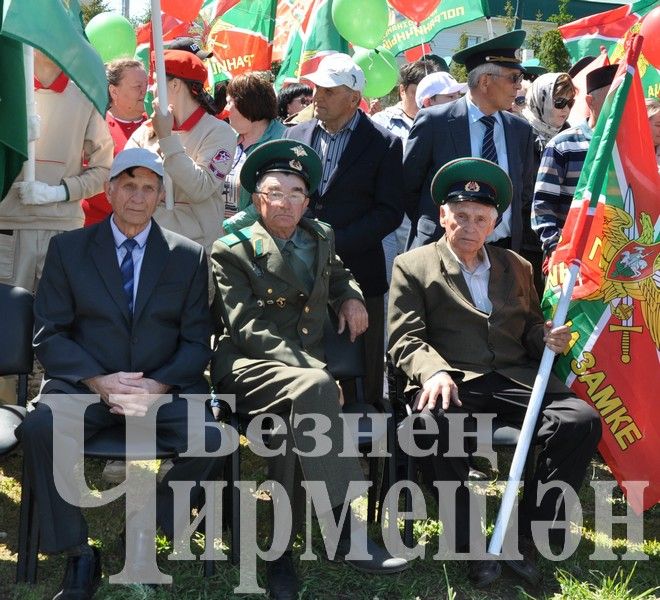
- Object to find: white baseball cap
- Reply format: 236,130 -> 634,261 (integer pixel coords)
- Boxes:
415,72 -> 468,108
303,53 -> 365,92
109,148 -> 164,179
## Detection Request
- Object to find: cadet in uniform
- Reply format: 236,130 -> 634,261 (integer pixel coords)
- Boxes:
210,140 -> 407,600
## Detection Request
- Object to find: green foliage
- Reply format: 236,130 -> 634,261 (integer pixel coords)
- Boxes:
502,0 -> 516,32
81,0 -> 111,26
130,7 -> 151,29
548,0 -> 574,27
526,12 -> 545,59
450,32 -> 469,83
538,29 -> 571,73
553,565 -> 660,600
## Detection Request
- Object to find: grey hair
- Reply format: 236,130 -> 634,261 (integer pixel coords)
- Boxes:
646,97 -> 660,119
467,63 -> 504,90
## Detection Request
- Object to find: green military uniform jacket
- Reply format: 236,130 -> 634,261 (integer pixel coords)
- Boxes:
388,236 -> 570,395
211,217 -> 364,383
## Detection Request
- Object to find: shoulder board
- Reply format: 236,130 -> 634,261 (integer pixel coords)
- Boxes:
218,227 -> 252,247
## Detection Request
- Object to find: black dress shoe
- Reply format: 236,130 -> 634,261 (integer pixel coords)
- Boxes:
504,536 -> 542,586
266,553 -> 299,600
53,547 -> 101,600
332,536 -> 409,574
468,559 -> 502,588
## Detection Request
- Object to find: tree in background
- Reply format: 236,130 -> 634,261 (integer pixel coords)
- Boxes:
502,0 -> 515,31
81,0 -> 110,25
537,0 -> 572,71
526,11 -> 545,59
450,31 -> 468,83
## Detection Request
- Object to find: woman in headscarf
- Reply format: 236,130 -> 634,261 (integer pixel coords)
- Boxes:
522,72 -> 577,171
125,49 -> 237,254
521,72 -> 576,295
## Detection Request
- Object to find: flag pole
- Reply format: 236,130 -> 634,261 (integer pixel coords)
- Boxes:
23,44 -> 35,183
488,260 -> 580,556
150,0 -> 174,210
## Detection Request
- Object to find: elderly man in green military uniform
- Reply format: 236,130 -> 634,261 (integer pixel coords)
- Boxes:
211,139 -> 407,600
389,157 -> 601,589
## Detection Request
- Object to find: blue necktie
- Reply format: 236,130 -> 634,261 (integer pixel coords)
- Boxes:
120,238 -> 138,313
480,115 -> 499,165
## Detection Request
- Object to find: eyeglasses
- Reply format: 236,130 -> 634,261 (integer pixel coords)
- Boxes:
514,96 -> 526,106
490,72 -> 524,85
553,97 -> 575,109
257,190 -> 308,205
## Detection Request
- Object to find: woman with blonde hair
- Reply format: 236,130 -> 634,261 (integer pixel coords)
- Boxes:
646,97 -> 660,168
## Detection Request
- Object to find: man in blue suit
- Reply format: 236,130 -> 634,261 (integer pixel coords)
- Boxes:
283,53 -> 404,404
404,30 -> 536,252
18,148 -> 222,599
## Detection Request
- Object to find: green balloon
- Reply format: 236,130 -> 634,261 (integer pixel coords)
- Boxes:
332,0 -> 388,49
353,47 -> 398,98
85,12 -> 136,63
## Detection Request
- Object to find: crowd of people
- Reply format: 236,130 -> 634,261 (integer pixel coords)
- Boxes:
2,26 -> 658,600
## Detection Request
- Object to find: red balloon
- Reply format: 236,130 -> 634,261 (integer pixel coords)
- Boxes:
640,6 -> 660,68
388,0 -> 441,24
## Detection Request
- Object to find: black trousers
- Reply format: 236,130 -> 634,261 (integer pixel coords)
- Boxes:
413,372 -> 601,551
17,395 -> 224,554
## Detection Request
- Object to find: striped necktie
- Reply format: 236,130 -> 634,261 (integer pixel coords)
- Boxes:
480,115 -> 499,165
120,238 -> 138,313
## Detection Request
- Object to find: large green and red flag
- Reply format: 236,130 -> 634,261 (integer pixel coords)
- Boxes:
1,0 -> 107,115
0,17 -> 26,198
274,0 -> 348,89
559,0 -> 660,98
206,0 -> 276,80
543,35 -> 660,513
382,0 -> 489,57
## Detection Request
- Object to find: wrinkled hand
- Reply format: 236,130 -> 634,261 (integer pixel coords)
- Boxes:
83,372 -> 170,417
368,99 -> 382,116
15,181 -> 67,205
418,371 -> 461,412
150,98 -> 174,139
543,320 -> 571,354
337,298 -> 368,342
28,115 -> 41,142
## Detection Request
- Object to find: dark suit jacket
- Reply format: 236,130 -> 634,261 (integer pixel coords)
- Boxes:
34,218 -> 212,395
403,96 -> 535,251
282,111 -> 403,297
387,237 -> 569,394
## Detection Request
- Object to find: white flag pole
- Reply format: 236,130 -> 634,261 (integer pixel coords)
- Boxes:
150,0 -> 174,210
23,44 -> 36,183
488,261 -> 580,556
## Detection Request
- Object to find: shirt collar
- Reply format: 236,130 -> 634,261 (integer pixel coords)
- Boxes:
447,243 -> 491,275
466,94 -> 503,129
34,71 -> 69,93
173,106 -> 206,132
110,217 -> 152,250
317,109 -> 361,136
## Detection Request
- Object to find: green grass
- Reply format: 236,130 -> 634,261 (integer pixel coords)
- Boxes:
1,445 -> 658,600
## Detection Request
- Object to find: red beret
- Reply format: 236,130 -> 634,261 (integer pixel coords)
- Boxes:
161,49 -> 207,84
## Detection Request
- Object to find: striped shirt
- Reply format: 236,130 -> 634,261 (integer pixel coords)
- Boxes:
312,110 -> 361,195
532,121 -> 592,254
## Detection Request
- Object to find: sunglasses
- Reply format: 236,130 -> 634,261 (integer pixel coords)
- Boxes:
514,96 -> 526,106
554,97 -> 575,109
491,72 -> 525,84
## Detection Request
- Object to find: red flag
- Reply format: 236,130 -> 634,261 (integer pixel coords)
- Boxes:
161,0 -> 204,22
403,43 -> 432,63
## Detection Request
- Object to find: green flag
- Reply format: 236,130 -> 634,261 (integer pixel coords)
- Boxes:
1,0 -> 107,115
0,22 -> 27,198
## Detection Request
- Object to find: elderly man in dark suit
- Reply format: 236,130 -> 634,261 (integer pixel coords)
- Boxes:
282,53 -> 404,404
404,30 -> 536,253
17,148 -> 222,600
388,158 -> 601,589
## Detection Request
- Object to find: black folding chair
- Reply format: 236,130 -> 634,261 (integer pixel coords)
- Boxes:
382,359 -> 536,548
223,310 -> 390,564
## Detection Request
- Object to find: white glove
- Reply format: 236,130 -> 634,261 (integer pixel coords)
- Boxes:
16,181 -> 68,205
27,115 -> 41,142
